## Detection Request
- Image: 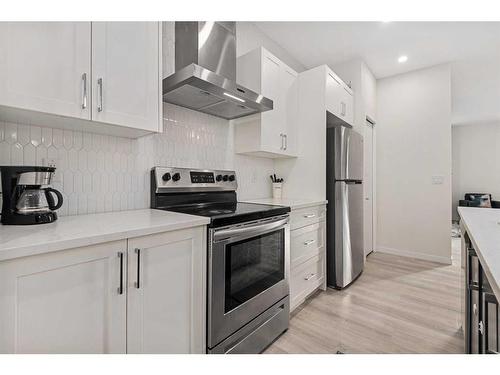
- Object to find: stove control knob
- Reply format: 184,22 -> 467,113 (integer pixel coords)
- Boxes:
216,174 -> 223,182
222,175 -> 229,182
162,173 -> 171,182
228,175 -> 235,182
172,173 -> 181,182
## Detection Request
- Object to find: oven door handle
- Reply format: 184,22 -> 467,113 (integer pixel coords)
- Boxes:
213,217 -> 289,242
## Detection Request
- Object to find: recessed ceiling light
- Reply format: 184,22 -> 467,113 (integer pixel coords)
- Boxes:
398,55 -> 408,63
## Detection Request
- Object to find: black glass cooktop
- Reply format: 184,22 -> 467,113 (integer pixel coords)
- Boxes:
162,202 -> 290,227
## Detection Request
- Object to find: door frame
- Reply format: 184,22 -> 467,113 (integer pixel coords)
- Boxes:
365,116 -> 376,256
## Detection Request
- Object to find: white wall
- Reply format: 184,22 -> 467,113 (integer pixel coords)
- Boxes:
452,57 -> 500,126
452,122 -> 500,220
376,64 -> 452,264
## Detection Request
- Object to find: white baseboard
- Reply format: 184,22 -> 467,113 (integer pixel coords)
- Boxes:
376,246 -> 452,265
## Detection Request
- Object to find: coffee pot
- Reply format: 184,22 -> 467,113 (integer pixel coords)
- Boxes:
0,166 -> 63,225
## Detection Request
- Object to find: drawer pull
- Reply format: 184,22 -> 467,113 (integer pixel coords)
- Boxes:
304,273 -> 315,281
304,239 -> 316,246
303,214 -> 316,218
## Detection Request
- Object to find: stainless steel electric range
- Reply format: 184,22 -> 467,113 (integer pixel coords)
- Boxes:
150,167 -> 290,354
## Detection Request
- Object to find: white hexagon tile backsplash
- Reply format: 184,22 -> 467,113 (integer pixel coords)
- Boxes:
0,103 -> 274,216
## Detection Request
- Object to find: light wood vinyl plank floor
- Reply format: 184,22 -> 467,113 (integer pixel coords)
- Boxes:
266,246 -> 464,354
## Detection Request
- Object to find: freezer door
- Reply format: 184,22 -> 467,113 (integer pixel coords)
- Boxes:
334,181 -> 364,288
328,126 -> 363,181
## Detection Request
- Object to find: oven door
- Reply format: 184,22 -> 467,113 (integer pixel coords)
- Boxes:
208,215 -> 290,349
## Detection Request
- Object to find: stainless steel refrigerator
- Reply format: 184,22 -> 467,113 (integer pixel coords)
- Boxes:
326,124 -> 364,289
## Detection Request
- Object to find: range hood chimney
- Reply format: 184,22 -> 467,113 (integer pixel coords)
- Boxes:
162,22 -> 273,120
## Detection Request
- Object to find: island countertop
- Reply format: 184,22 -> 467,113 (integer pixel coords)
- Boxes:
458,207 -> 500,300
0,209 -> 209,262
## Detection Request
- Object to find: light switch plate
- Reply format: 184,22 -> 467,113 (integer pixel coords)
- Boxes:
431,175 -> 444,185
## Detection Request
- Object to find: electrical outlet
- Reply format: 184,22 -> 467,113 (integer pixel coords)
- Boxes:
431,175 -> 444,185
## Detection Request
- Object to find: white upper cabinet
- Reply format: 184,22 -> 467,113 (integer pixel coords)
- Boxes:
325,68 -> 353,126
0,22 -> 161,138
234,47 -> 298,158
0,240 -> 127,353
92,22 -> 161,132
340,85 -> 354,125
260,53 -> 284,153
326,71 -> 342,116
0,22 -> 91,120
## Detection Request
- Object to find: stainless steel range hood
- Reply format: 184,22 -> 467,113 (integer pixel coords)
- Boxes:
162,22 -> 273,120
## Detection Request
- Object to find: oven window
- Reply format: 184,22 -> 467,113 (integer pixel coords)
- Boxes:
225,229 -> 285,313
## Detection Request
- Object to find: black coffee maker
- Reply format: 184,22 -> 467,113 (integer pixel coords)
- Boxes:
0,166 -> 63,225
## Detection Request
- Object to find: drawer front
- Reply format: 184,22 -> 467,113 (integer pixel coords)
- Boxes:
290,254 -> 325,311
290,205 -> 326,230
291,222 -> 325,268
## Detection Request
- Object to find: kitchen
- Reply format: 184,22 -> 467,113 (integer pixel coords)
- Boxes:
0,2 -> 499,371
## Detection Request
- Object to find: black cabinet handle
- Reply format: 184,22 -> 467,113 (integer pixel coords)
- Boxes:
135,248 -> 141,289
117,252 -> 124,295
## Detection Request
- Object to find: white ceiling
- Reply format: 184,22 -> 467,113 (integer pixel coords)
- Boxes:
255,21 -> 500,125
255,22 -> 500,78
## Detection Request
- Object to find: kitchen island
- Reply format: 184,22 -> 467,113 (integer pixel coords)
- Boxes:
458,207 -> 500,354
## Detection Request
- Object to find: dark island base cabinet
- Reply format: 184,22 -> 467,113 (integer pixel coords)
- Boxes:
464,232 -> 500,354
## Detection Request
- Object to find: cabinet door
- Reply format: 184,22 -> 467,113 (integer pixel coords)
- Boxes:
0,241 -> 127,353
0,22 -> 91,119
326,71 -> 342,116
92,22 -> 160,132
341,87 -> 354,125
127,227 -> 206,353
282,66 -> 298,155
482,291 -> 499,354
260,53 -> 285,153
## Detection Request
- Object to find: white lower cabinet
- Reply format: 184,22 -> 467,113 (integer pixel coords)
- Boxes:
0,240 -> 127,354
0,226 -> 206,354
126,227 -> 206,354
289,204 -> 327,312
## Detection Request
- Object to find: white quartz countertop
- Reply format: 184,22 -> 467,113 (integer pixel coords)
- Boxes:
458,207 -> 500,300
242,197 -> 328,210
0,209 -> 209,262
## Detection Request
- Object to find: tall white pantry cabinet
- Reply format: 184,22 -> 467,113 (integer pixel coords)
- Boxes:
0,226 -> 206,354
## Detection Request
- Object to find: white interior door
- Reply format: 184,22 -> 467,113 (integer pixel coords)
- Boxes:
363,121 -> 375,256
91,22 -> 160,131
0,22 -> 91,119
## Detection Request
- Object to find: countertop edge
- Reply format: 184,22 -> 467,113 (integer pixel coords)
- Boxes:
458,207 -> 500,301
0,212 -> 209,263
